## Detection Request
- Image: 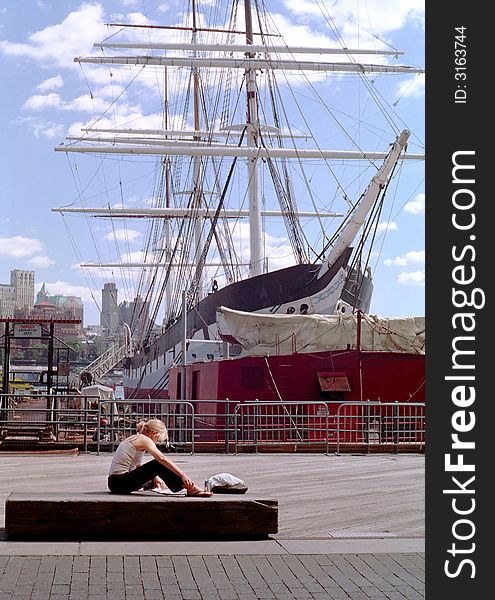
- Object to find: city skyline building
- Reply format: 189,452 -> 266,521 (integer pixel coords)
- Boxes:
35,282 -> 84,334
100,282 -> 119,336
1,270 -> 153,337
119,294 -> 151,339
0,269 -> 35,318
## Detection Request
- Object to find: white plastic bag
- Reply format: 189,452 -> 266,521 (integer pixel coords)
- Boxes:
204,472 -> 247,493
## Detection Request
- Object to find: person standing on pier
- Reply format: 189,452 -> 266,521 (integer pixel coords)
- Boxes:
107,418 -> 211,496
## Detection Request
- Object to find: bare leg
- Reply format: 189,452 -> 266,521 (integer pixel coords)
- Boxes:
108,460 -> 212,496
109,459 -> 183,494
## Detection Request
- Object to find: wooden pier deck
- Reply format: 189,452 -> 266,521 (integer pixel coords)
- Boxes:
0,452 -> 424,539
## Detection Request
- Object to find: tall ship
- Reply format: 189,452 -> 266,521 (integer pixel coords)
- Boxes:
53,0 -> 425,403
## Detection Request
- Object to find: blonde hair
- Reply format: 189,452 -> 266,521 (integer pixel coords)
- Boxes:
136,419 -> 168,444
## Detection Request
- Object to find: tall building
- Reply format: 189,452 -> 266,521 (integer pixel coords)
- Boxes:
34,283 -> 84,335
0,286 -> 15,318
100,282 -> 119,336
0,269 -> 35,317
11,270 -> 35,310
119,295 -> 151,339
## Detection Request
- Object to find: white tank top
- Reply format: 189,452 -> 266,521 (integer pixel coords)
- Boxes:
109,437 -> 145,475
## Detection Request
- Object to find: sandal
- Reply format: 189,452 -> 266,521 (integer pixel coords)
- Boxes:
188,489 -> 212,497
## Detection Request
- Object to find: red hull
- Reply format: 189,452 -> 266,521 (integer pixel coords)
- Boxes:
123,350 -> 424,447
167,349 -> 424,403
125,349 -> 424,403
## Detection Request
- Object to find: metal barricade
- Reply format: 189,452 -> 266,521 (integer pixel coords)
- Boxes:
1,393 -> 425,455
97,399 -> 195,454
335,401 -> 425,454
0,392 -> 99,452
234,401 -> 330,454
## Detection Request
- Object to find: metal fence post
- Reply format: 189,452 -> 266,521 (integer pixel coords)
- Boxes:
393,401 -> 399,452
234,405 -> 239,454
96,399 -> 102,455
254,400 -> 259,453
325,404 -> 329,455
224,398 -> 230,454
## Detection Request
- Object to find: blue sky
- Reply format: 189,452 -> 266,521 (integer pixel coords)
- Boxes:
0,1 -> 424,326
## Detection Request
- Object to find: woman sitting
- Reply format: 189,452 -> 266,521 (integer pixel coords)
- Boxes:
107,418 -> 211,496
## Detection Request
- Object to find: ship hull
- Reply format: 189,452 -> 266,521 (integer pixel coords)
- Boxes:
123,348 -> 424,446
124,252 -> 373,398
126,349 -> 424,404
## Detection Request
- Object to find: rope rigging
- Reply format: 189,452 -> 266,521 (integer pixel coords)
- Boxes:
52,0 -> 423,396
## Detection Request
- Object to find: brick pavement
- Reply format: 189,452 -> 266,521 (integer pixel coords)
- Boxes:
0,552 -> 424,600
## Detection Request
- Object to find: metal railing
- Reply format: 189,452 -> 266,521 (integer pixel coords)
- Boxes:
1,393 -> 425,454
96,399 -> 195,454
0,393 -> 100,452
81,339 -> 130,382
335,401 -> 425,454
234,401 -> 330,454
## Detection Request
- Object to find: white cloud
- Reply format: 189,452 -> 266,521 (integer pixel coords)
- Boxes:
0,236 -> 44,258
397,74 -> 425,98
104,228 -> 141,242
0,4 -> 107,69
23,93 -> 63,111
126,11 -> 158,25
123,251 -> 155,264
92,84 -> 126,99
15,116 -> 65,139
235,0 -> 424,88
283,0 -> 424,39
265,244 -> 297,271
23,92 -> 111,114
66,109 -> 163,137
384,250 -> 425,266
66,94 -> 111,114
36,75 -> 64,92
228,222 -> 297,271
397,270 -> 424,286
377,221 -> 397,232
27,255 -> 56,268
267,12 -> 339,49
404,192 -> 425,214
34,121 -> 65,139
38,280 -> 95,303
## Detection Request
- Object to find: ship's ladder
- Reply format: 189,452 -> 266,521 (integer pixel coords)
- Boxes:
80,326 -> 133,384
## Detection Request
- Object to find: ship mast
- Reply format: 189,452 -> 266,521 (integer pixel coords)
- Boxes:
191,0 -> 205,301
318,129 -> 411,279
244,0 -> 263,277
163,67 -> 173,320
54,13 -> 425,286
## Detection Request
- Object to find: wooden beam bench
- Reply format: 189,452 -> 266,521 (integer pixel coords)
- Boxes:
5,492 -> 278,541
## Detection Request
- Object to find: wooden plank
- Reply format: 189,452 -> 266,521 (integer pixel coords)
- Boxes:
4,492 -> 278,541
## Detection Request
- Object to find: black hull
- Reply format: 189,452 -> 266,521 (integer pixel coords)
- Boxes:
128,249 -> 372,369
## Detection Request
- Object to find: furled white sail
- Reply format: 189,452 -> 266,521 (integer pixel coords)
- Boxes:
217,306 -> 425,356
